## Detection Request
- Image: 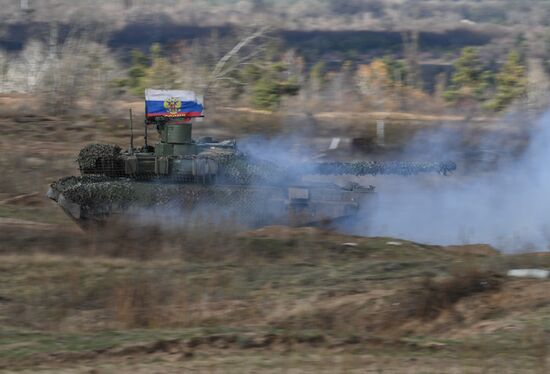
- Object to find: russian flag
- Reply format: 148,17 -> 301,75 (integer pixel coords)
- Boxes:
145,89 -> 204,119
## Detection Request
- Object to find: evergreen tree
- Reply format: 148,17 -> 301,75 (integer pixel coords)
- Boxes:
444,47 -> 491,104
145,43 -> 178,89
382,56 -> 407,85
127,50 -> 149,95
122,44 -> 179,95
486,50 -> 527,111
251,76 -> 281,109
309,61 -> 327,90
251,72 -> 300,110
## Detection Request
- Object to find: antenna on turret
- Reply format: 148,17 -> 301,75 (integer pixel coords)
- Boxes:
129,108 -> 134,153
144,118 -> 148,148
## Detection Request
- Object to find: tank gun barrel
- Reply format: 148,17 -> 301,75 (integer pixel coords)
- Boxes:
313,160 -> 457,176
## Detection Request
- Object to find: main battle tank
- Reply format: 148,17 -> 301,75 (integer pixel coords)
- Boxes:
47,89 -> 456,229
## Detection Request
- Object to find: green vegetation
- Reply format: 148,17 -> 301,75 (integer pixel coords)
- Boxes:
444,47 -> 492,104
118,44 -> 179,95
0,0 -> 541,116
126,50 -> 149,95
486,50 -> 527,111
113,41 -> 300,110
251,76 -> 300,109
444,47 -> 528,112
383,56 -> 407,85
39,37 -> 533,115
309,62 -> 325,82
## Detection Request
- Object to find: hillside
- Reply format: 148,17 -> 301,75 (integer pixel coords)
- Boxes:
3,0 -> 550,31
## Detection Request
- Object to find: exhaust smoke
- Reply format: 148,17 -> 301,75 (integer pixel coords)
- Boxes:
354,111 -> 550,252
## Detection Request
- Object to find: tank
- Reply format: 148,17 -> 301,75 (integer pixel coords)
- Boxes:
47,89 -> 456,229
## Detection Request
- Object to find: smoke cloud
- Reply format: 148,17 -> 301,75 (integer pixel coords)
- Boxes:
354,110 -> 550,252
128,111 -> 550,253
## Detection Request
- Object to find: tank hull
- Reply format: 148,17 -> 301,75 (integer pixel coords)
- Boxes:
47,177 -> 373,229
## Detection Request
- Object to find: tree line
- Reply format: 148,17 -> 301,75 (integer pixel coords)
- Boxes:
0,29 -> 530,117
114,41 -> 527,115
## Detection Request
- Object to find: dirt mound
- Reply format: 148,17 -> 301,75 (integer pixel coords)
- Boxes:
239,225 -> 329,239
389,276 -> 550,339
444,244 -> 500,257
393,268 -> 503,322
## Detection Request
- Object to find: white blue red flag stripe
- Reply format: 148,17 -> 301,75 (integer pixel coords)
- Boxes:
145,89 -> 204,119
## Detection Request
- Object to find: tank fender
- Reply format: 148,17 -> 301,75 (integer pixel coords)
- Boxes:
46,186 -> 58,201
58,193 -> 81,219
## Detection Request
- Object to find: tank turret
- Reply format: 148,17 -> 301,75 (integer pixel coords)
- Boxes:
77,90 -> 237,183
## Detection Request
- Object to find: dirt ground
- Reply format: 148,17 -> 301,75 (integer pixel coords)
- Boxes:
0,110 -> 549,372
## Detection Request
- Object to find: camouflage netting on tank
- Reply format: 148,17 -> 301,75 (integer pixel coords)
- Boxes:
151,185 -> 250,207
77,144 -> 122,171
50,175 -> 112,194
221,156 -> 288,185
197,151 -> 288,185
314,161 -> 457,176
62,181 -> 136,211
147,184 -> 281,226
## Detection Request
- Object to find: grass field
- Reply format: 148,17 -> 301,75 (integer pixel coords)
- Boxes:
2,223 -> 550,372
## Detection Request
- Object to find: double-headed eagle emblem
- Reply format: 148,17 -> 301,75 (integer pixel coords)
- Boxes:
163,97 -> 182,115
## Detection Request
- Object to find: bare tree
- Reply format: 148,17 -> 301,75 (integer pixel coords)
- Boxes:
402,30 -> 421,89
203,27 -> 270,100
526,57 -> 550,117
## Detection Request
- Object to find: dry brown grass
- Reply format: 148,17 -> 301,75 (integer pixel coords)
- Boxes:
109,273 -> 184,329
2,226 -> 550,372
399,266 -> 503,322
